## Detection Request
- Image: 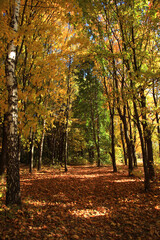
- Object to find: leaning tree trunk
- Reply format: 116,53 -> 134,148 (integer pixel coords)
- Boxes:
120,123 -> 127,165
5,0 -> 21,205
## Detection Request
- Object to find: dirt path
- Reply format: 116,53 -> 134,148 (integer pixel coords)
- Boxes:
0,165 -> 160,239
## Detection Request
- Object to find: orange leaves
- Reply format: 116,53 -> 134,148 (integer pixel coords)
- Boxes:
0,165 -> 160,239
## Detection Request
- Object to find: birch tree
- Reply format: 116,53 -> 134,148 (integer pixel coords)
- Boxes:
5,0 -> 21,205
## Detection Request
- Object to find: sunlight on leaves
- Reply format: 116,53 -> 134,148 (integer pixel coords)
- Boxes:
69,207 -> 110,218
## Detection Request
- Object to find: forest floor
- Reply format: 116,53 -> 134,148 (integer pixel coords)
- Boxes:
0,164 -> 160,240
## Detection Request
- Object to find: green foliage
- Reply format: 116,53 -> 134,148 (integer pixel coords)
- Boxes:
70,60 -> 110,164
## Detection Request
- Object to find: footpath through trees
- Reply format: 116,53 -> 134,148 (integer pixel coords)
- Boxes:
0,165 -> 160,239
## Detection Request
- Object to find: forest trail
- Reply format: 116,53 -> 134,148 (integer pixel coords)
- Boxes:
0,165 -> 160,239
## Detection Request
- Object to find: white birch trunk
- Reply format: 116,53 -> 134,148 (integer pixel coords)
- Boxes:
6,0 -> 21,205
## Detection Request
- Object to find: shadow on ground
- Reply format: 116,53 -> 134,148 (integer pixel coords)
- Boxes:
0,165 -> 159,239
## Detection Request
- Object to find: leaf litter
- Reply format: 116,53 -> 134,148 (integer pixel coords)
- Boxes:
0,165 -> 160,239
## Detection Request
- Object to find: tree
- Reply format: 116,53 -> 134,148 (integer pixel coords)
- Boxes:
5,0 -> 21,205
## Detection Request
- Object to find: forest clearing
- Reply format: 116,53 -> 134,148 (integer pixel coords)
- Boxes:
0,164 -> 160,239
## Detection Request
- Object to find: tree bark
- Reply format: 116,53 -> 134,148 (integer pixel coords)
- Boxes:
29,129 -> 34,173
0,114 -> 8,176
140,89 -> 155,181
95,86 -> 101,168
103,77 -> 117,172
37,120 -> 45,171
5,0 -> 21,205
152,79 -> 160,158
64,57 -> 72,172
110,109 -> 117,172
120,123 -> 127,165
127,102 -> 137,171
146,128 -> 155,181
132,96 -> 150,191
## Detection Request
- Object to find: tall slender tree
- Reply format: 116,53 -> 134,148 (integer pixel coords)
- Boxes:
5,0 -> 21,205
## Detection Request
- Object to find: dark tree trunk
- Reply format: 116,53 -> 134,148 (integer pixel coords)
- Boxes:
52,133 -> 56,165
110,110 -> 117,172
120,123 -> 127,165
96,102 -> 101,167
88,147 -> 94,163
5,0 -> 21,206
140,89 -> 155,181
133,119 -> 137,167
152,79 -> 160,158
0,114 -> 7,176
64,100 -> 69,172
64,126 -> 68,172
58,129 -> 65,166
103,77 -> 117,172
29,130 -> 34,173
118,107 -> 133,176
91,104 -> 101,168
0,114 -> 8,176
146,128 -> 155,181
107,39 -> 131,174
131,25 -> 150,190
127,102 -> 137,171
38,120 -> 45,171
133,98 -> 150,191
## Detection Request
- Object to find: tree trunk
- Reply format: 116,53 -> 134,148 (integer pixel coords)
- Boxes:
120,123 -> 127,165
64,123 -> 68,172
88,146 -> 94,163
152,79 -> 160,158
118,106 -> 133,176
38,120 -> 45,171
29,130 -> 34,173
103,77 -> 117,172
96,112 -> 101,167
95,89 -> 101,168
110,110 -> 117,172
64,56 -> 72,172
146,128 -> 155,181
127,102 -> 137,171
52,135 -> 56,165
0,114 -> 8,176
131,25 -> 150,190
58,129 -> 65,166
5,0 -> 21,206
140,89 -> 155,181
133,118 -> 137,167
133,97 -> 150,191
